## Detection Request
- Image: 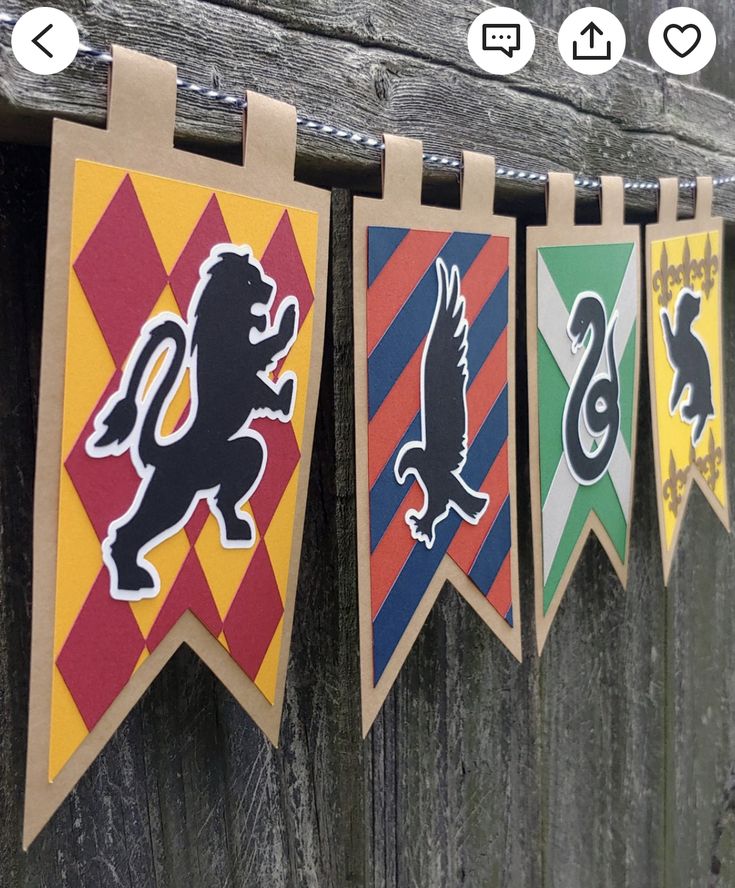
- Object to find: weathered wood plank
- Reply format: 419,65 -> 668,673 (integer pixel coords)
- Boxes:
329,189 -> 370,888
1,1 -> 735,215
537,439 -> 666,887
665,227 -> 735,888
0,145 -> 45,888
3,2 -> 735,884
0,151 -> 363,888
205,0 -> 735,143
515,0 -> 735,98
520,218 -> 663,887
377,221 -> 542,887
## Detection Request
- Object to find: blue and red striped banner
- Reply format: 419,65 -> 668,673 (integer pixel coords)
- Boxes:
366,226 -> 516,685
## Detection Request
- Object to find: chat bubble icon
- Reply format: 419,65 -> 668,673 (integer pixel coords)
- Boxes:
468,10 -> 534,73
482,23 -> 521,57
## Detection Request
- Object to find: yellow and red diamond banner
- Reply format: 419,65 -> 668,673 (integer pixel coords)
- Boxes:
51,160 -> 318,777
23,48 -> 330,848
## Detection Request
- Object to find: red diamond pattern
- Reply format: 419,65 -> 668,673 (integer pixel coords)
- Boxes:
64,376 -> 142,541
146,549 -> 222,652
222,542 -> 284,680
56,571 -> 145,730
57,177 -> 310,733
250,417 -> 301,535
184,500 -> 211,545
169,195 -> 229,316
260,211 -> 315,334
74,175 -> 167,367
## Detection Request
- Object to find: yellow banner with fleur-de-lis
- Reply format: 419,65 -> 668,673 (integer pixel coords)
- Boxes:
647,182 -> 730,581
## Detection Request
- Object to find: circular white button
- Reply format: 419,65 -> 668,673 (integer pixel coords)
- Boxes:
11,7 -> 79,76
648,7 -> 716,76
467,7 -> 536,76
558,7 -> 626,76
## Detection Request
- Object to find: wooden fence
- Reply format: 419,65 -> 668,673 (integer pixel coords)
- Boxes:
1,2 -> 735,886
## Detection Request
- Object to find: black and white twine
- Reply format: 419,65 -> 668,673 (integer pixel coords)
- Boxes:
2,12 -> 735,194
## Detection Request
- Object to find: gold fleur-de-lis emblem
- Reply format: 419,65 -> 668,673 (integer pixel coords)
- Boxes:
652,242 -> 680,307
662,449 -> 689,516
695,428 -> 723,492
679,237 -> 700,290
695,233 -> 719,299
653,235 -> 719,309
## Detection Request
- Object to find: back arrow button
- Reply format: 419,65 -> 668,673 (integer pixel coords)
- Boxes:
11,9 -> 79,75
32,23 -> 54,59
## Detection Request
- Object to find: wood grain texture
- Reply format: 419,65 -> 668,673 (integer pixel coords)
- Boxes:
538,404 -> 666,887
2,0 -> 735,885
0,159 -> 363,888
216,0 -> 735,126
0,144 -> 44,888
1,1 -> 735,215
2,177 -> 733,888
665,228 -> 735,888
514,0 -> 735,95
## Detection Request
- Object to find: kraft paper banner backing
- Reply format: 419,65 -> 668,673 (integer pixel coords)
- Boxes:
354,136 -> 522,734
527,173 -> 642,654
25,46 -> 330,846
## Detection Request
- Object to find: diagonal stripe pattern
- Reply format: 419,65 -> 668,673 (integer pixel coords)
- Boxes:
367,226 -> 514,684
51,160 -> 318,779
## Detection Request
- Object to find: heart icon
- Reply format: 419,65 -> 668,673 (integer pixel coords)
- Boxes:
663,23 -> 701,58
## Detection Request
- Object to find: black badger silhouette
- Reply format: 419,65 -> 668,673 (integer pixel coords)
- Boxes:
394,259 -> 489,549
661,287 -> 714,446
86,244 -> 299,600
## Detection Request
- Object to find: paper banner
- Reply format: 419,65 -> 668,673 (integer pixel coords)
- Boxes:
527,174 -> 642,653
354,137 -> 522,733
646,177 -> 730,581
24,47 -> 329,845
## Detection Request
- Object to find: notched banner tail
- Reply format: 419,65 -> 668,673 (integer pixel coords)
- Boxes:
354,138 -> 522,735
24,45 -> 330,846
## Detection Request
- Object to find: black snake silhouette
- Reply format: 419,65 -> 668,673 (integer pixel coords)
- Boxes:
562,291 -> 620,485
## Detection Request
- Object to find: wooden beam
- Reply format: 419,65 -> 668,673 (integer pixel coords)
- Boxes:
1,1 -> 735,213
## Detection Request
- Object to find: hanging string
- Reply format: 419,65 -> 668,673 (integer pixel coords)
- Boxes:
2,12 -> 735,193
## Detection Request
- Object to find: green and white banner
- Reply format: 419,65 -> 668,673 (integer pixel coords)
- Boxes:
528,184 -> 641,652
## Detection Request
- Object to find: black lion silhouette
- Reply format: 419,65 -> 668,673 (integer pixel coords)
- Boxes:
661,287 -> 714,446
86,244 -> 299,600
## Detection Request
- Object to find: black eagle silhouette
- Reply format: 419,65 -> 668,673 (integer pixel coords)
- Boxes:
394,258 -> 490,549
